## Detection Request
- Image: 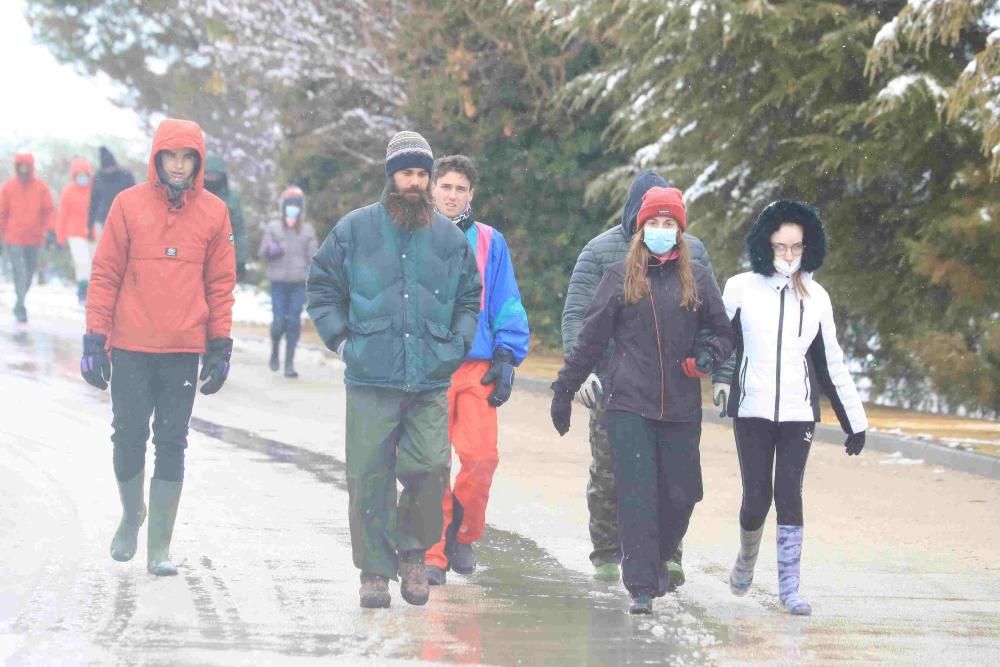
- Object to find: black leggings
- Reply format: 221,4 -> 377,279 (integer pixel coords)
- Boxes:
110,349 -> 199,482
733,418 -> 813,530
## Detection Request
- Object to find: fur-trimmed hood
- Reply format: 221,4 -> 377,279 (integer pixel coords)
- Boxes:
746,199 -> 827,276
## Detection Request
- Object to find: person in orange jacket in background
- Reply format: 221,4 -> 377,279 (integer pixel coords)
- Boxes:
81,118 -> 236,577
0,152 -> 55,323
56,156 -> 94,305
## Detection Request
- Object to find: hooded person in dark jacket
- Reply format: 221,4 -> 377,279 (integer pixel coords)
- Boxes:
87,147 -> 135,238
551,186 -> 734,614
204,153 -> 251,281
560,169 -> 719,584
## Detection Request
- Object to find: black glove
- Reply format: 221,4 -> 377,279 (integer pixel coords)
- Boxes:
481,348 -> 515,407
200,337 -> 233,395
550,385 -> 573,436
845,431 -> 865,456
81,333 -> 111,390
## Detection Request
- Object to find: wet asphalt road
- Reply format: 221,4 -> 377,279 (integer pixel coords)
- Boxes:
0,303 -> 714,666
2,286 -> 1000,665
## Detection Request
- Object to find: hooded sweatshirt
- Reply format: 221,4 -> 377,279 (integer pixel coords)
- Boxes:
87,119 -> 236,353
87,147 -> 135,232
56,157 -> 94,244
0,153 -> 56,246
258,187 -> 318,283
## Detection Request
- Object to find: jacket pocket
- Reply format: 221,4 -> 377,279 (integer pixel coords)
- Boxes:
343,316 -> 395,380
424,319 -> 464,382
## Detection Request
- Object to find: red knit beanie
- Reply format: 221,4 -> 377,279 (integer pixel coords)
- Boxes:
637,186 -> 686,232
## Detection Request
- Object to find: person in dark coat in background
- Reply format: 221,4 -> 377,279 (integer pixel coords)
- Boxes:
204,153 -> 251,281
87,146 -> 135,239
551,186 -> 734,615
560,169 -> 720,586
259,185 -> 318,378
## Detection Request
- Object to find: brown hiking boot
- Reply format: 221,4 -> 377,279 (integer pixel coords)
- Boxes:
359,573 -> 391,609
398,551 -> 430,606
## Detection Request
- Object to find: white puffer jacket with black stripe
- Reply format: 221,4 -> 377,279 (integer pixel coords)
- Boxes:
723,270 -> 867,435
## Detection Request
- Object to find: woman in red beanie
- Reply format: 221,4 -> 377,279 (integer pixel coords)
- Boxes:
549,186 -> 734,614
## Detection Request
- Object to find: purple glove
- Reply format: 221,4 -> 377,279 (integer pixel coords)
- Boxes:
264,240 -> 284,260
81,333 -> 111,390
200,337 -> 232,395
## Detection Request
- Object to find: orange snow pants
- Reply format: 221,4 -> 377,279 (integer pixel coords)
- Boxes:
425,360 -> 500,569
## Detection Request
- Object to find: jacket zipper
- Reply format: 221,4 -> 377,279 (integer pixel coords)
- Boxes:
739,355 -> 749,408
648,282 -> 666,419
774,287 -> 786,422
803,359 -> 810,403
798,299 -> 804,337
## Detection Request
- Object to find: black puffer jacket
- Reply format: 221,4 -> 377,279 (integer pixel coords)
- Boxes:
554,258 -> 734,423
561,171 -> 718,366
87,147 -> 135,233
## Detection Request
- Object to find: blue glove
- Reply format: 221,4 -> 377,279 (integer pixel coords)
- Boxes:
481,348 -> 515,408
200,337 -> 232,395
81,333 -> 111,390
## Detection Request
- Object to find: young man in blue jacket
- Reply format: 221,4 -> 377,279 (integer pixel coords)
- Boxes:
424,155 -> 530,585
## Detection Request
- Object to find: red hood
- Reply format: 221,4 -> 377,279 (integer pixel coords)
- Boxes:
14,153 -> 35,180
147,118 -> 206,194
70,156 -> 93,181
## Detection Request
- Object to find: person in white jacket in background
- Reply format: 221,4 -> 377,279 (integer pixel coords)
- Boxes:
721,200 -> 867,616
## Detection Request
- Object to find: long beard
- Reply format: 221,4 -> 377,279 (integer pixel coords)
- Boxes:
383,182 -> 434,230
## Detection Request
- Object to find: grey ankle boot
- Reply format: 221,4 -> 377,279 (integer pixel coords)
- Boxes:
110,470 -> 146,562
777,525 -> 812,615
147,479 -> 183,576
729,524 -> 765,596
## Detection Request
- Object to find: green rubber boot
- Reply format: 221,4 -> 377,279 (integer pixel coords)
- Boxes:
593,562 -> 621,582
110,470 -> 146,562
147,478 -> 183,576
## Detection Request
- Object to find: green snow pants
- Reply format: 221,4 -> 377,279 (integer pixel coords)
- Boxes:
345,385 -> 450,579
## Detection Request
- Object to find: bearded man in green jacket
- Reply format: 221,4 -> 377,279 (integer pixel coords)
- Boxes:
307,131 -> 482,609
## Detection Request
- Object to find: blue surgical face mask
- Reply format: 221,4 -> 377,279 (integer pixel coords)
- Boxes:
76,174 -> 90,186
643,227 -> 677,255
285,205 -> 301,220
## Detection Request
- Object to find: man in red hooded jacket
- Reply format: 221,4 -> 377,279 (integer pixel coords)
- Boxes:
0,152 -> 55,322
81,118 -> 236,577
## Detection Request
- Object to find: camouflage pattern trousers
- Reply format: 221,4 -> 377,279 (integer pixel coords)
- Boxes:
587,402 -> 683,567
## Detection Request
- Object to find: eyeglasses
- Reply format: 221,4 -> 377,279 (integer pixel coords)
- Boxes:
771,243 -> 805,255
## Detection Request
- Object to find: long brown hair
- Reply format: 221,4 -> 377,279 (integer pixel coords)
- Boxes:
623,230 -> 700,308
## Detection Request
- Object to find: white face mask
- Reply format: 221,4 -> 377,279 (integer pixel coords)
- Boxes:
773,256 -> 802,277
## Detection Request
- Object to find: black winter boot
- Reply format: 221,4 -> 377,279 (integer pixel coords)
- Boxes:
269,333 -> 281,372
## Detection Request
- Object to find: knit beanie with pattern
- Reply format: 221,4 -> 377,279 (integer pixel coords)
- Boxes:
385,131 -> 434,178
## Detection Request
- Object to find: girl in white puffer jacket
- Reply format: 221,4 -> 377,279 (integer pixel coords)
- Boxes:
722,200 -> 867,616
